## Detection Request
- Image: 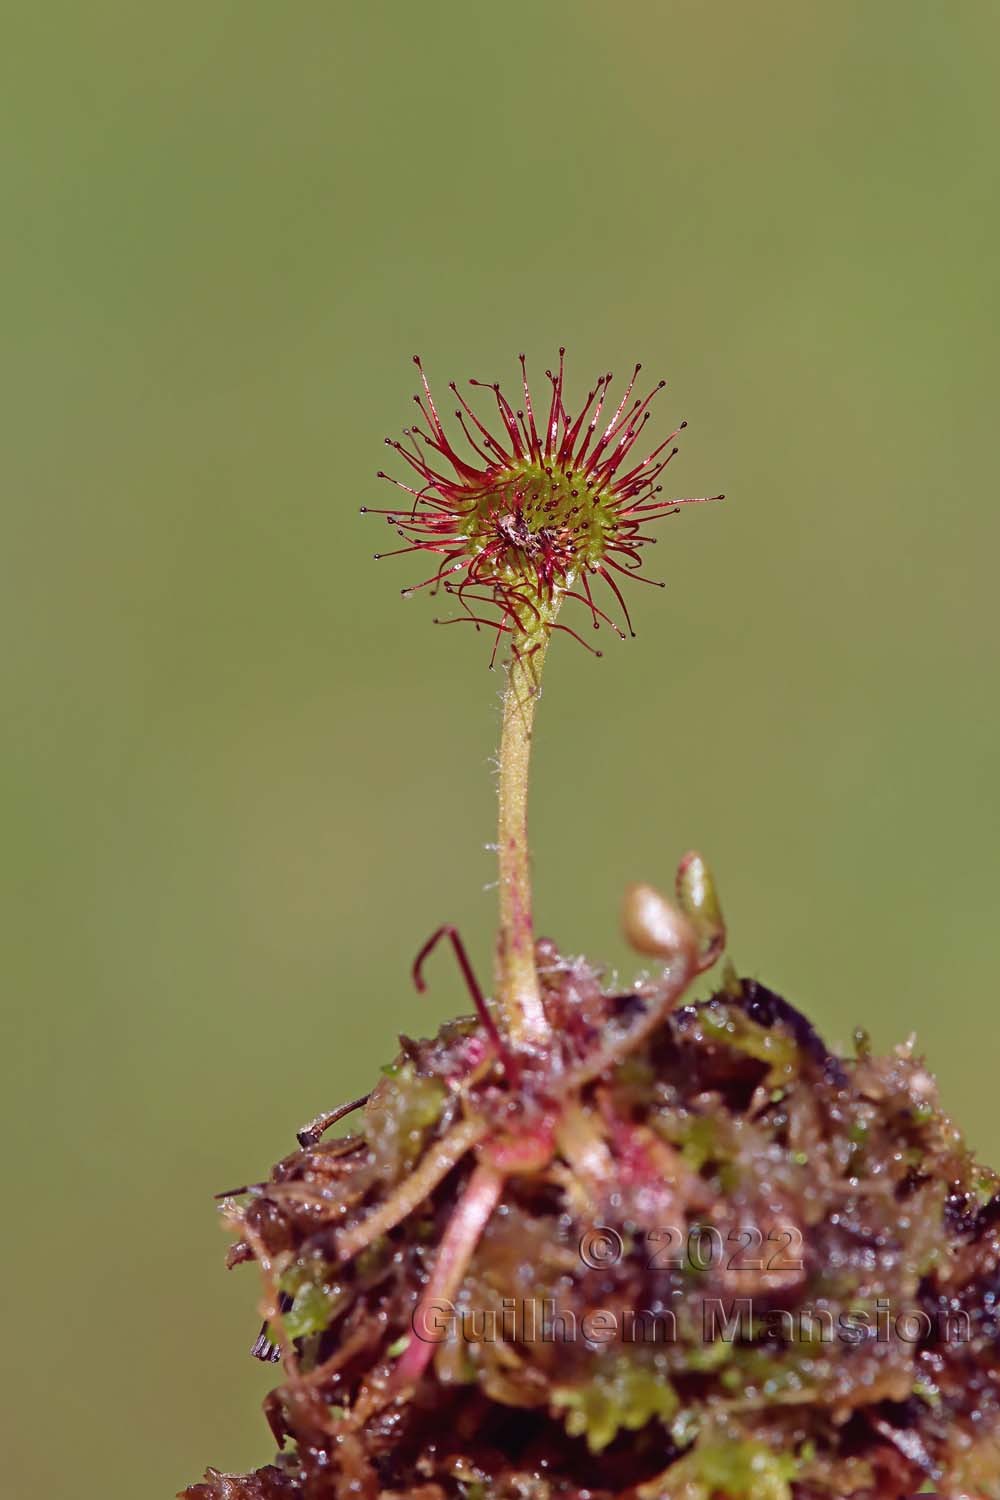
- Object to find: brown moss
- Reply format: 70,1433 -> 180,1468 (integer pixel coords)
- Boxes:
183,971 -> 1000,1500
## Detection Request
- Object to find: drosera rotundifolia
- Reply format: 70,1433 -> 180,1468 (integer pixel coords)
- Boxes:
182,354 -> 1000,1500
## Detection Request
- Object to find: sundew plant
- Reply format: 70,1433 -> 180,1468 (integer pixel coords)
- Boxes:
183,354 -> 1000,1500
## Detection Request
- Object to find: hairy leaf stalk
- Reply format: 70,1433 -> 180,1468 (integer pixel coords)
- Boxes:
496,625 -> 552,1048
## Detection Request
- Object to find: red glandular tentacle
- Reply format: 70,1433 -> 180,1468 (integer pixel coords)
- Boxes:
369,354 -> 718,650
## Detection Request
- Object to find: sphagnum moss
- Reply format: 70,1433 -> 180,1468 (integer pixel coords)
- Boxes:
183,355 -> 1000,1500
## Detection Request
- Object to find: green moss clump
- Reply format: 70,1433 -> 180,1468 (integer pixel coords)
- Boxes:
553,1356 -> 679,1453
647,1438 -> 797,1500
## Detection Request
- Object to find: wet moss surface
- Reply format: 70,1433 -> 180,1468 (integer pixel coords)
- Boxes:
183,974 -> 1000,1500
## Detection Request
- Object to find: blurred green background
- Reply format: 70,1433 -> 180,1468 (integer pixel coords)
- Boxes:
3,1 -> 999,1494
